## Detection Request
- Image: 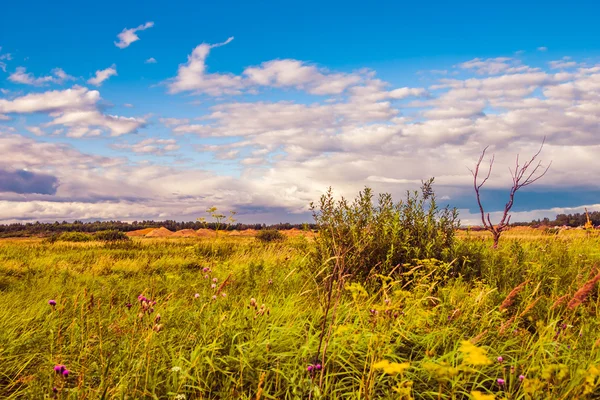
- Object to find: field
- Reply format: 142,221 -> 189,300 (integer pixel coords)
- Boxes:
1,228 -> 600,399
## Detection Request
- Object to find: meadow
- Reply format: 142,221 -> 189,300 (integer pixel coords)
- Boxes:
1,226 -> 600,399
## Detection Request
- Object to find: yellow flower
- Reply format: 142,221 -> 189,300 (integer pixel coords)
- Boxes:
373,360 -> 410,375
460,341 -> 492,366
471,391 -> 495,400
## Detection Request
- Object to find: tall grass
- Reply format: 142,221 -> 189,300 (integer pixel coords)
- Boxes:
0,232 -> 599,398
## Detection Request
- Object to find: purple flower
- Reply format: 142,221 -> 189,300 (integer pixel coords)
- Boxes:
211,295 -> 217,300
62,369 -> 70,377
138,294 -> 147,302
126,303 -> 132,309
194,293 -> 200,298
314,364 -> 322,370
519,374 -> 525,382
211,283 -> 217,289
52,387 -> 58,393
497,378 -> 505,386
307,365 -> 313,372
497,356 -> 503,363
48,300 -> 56,306
53,365 -> 65,373
212,278 -> 218,283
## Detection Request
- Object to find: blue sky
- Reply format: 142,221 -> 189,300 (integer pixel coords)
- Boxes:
1,0 -> 600,224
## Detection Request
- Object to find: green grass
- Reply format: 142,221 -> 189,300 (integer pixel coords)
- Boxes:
1,233 -> 600,399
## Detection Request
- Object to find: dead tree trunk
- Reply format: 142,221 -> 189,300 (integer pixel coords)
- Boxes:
469,139 -> 551,248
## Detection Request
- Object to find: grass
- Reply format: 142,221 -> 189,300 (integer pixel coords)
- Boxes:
1,231 -> 600,399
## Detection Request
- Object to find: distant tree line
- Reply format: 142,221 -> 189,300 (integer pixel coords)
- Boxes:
520,211 -> 600,228
0,220 -> 317,238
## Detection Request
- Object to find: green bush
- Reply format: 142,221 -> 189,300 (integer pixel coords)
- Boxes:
311,178 -> 460,281
256,229 -> 285,243
94,230 -> 130,241
58,231 -> 93,242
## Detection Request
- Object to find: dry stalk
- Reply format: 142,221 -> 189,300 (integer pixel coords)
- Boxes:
499,280 -> 531,312
567,270 -> 600,310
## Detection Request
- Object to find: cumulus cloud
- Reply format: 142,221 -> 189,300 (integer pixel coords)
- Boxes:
0,86 -> 146,137
114,22 -> 154,49
87,65 -> 117,86
145,57 -> 157,64
8,67 -> 75,86
168,37 -> 243,95
112,138 -> 180,155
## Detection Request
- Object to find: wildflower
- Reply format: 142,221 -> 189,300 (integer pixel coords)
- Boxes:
497,356 -> 503,363
62,369 -> 70,377
202,267 -> 210,272
497,378 -> 505,386
268,279 -> 273,285
48,300 -> 57,306
373,360 -> 410,374
307,365 -> 313,372
154,313 -> 161,323
53,365 -> 65,374
250,298 -> 257,307
126,303 -> 132,309
221,292 -> 227,297
204,274 -> 209,279
519,374 -> 525,381
471,391 -> 495,400
175,394 -> 186,400
138,294 -> 147,302
211,283 -> 217,289
212,278 -> 218,283
211,295 -> 217,300
459,341 -> 492,366
153,324 -> 163,332
171,366 -> 181,372
194,293 -> 200,298
314,363 -> 322,370
52,387 -> 58,393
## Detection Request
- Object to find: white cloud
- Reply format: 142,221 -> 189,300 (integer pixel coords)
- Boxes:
25,126 -> 45,136
87,65 -> 117,86
112,138 -> 180,155
168,37 -> 243,95
145,57 -> 157,64
0,86 -> 146,137
8,67 -> 75,86
537,46 -> 548,52
114,22 -> 154,49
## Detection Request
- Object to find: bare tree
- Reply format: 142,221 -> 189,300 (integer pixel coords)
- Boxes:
469,139 -> 551,248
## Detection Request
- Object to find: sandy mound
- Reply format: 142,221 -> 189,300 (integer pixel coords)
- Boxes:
171,229 -> 198,237
126,228 -> 156,237
228,230 -> 241,236
145,227 -> 174,237
196,228 -> 217,237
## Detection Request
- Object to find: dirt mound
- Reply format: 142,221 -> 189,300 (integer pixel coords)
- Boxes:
145,227 -> 174,237
228,230 -> 241,236
126,228 -> 156,237
196,228 -> 217,237
171,229 -> 198,237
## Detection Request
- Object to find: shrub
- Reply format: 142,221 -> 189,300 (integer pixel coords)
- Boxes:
311,178 -> 460,281
58,232 -> 93,242
256,229 -> 285,243
94,230 -> 130,241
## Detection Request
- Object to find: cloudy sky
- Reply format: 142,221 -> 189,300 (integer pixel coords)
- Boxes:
0,0 -> 599,225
